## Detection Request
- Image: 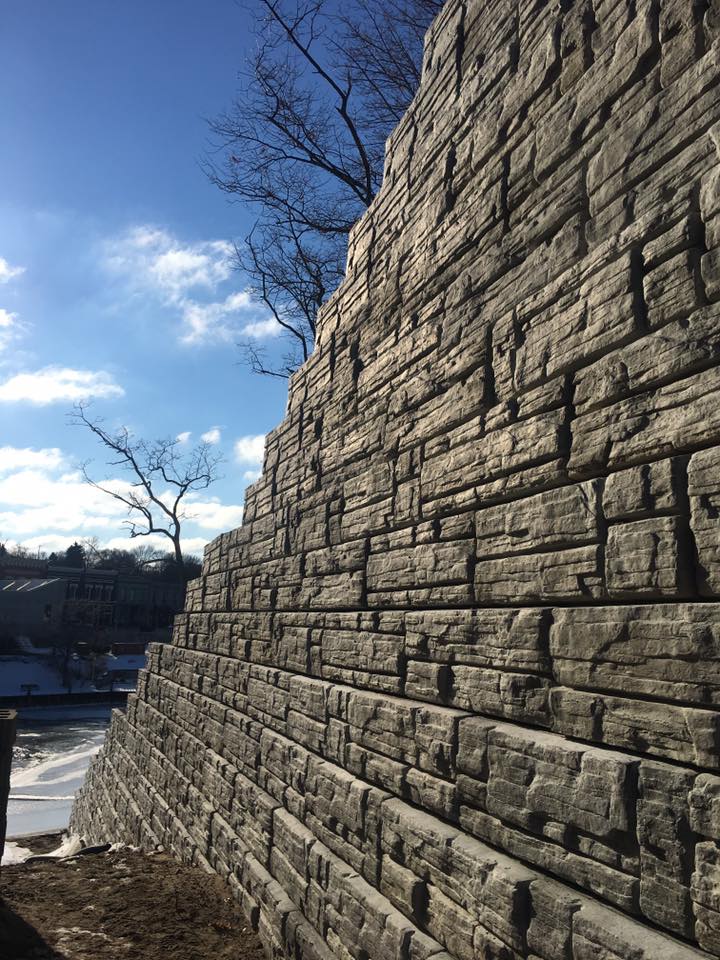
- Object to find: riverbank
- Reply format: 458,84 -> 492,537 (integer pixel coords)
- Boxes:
0,691 -> 128,712
0,834 -> 265,960
0,655 -> 134,712
6,708 -> 110,839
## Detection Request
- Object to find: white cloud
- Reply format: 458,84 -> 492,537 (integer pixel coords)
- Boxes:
0,446 -> 65,473
0,366 -> 124,405
243,469 -> 261,483
0,467 -> 127,517
242,316 -> 281,339
4,534 -> 87,556
234,434 -> 265,466
201,427 -> 221,445
176,431 -> 192,445
100,534 -> 210,557
179,291 -> 256,345
106,225 -> 233,298
8,532 -> 211,559
104,224 -> 274,346
0,446 -> 245,557
0,258 -> 27,353
0,308 -> 26,355
0,257 -> 24,284
151,245 -> 232,296
177,537 -> 212,557
182,498 -> 243,530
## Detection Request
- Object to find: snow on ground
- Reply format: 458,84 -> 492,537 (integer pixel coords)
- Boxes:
15,636 -> 55,656
1,834 -> 84,866
0,655 -> 138,698
46,835 -> 83,858
1,841 -> 32,865
0,657 -> 72,696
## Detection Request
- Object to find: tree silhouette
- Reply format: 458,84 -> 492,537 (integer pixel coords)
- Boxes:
206,0 -> 441,377
71,403 -> 223,575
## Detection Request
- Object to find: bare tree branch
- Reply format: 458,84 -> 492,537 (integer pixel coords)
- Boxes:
205,0 -> 438,378
70,403 -> 224,573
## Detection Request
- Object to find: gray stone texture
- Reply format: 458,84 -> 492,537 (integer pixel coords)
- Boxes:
72,0 -> 720,957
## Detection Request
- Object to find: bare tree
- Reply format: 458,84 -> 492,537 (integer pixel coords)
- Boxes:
206,0 -> 440,377
236,219 -> 343,377
337,0 -> 443,159
71,404 -> 223,575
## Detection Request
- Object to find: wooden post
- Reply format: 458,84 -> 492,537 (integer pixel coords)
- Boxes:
0,709 -> 17,867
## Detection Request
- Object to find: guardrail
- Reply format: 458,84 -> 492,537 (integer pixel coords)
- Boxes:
0,709 -> 16,867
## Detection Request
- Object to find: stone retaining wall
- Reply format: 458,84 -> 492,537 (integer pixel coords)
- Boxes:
72,0 -> 720,956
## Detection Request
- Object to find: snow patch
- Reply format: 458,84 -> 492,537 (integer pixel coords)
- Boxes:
1,841 -> 32,865
0,657 -> 68,696
47,834 -> 84,858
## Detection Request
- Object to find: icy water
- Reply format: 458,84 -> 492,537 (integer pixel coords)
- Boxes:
6,707 -> 110,839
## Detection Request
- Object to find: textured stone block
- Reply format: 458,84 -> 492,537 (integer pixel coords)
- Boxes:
475,545 -> 605,603
485,726 -> 636,840
575,304 -> 720,415
550,687 -> 720,767
605,516 -> 694,598
367,541 -> 474,593
404,608 -> 552,674
692,841 -> 720,955
526,877 -> 582,960
689,445 -> 720,595
420,408 -> 567,505
637,761 -> 696,937
550,604 -> 720,705
644,250 -> 700,329
475,481 -> 601,558
572,898 -> 708,959
535,9 -> 657,178
602,457 -> 687,521
514,255 -> 637,392
570,364 -> 720,476
690,774 -> 720,837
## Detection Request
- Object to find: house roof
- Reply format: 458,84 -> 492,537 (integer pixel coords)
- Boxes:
0,578 -> 62,594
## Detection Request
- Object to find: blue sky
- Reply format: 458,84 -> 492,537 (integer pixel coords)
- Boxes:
0,0 -> 291,558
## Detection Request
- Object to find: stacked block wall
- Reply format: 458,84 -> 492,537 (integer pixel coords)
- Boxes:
73,0 -> 720,956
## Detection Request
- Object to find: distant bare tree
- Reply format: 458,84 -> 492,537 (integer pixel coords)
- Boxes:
206,0 -> 441,377
71,403 -> 223,575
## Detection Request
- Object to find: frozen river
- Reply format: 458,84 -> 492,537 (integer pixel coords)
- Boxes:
6,707 -> 110,840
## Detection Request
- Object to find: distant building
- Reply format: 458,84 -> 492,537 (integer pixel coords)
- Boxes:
0,578 -> 67,643
0,555 -> 186,650
0,556 -> 48,579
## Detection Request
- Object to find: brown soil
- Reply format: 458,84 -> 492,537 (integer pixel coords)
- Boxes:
0,836 -> 266,960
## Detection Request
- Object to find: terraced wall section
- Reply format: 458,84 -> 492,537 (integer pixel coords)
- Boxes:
72,1 -> 720,957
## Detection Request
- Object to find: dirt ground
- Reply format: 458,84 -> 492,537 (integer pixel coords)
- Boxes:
0,834 -> 266,960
